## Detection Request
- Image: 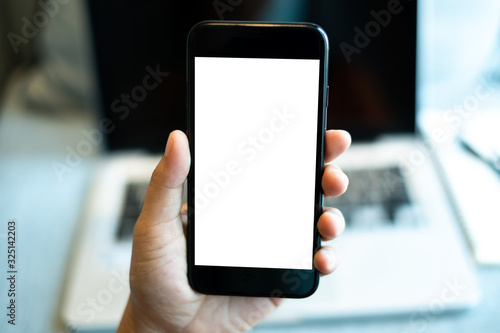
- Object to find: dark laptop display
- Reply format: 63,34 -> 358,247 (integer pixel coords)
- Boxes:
86,0 -> 416,152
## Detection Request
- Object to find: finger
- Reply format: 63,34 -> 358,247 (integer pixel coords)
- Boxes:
324,130 -> 351,164
317,208 -> 345,241
314,246 -> 340,276
138,130 -> 191,231
322,163 -> 349,197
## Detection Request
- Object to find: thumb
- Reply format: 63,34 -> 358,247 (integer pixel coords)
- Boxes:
138,130 -> 190,232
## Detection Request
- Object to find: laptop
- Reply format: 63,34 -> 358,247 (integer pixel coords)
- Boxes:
61,0 -> 480,331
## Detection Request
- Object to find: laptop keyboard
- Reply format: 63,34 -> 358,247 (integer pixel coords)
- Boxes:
116,167 -> 416,240
116,182 -> 149,240
324,167 -> 418,229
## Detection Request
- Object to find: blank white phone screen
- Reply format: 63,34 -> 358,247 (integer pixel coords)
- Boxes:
194,57 -> 320,270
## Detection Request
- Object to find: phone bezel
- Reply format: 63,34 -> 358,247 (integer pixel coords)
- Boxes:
187,21 -> 329,298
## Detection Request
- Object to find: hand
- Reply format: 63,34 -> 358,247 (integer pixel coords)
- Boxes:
118,129 -> 351,333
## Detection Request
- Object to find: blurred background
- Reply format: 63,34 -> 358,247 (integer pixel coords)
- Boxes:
1,0 -> 500,332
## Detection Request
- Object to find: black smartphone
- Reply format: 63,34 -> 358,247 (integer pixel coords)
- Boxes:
187,21 -> 329,298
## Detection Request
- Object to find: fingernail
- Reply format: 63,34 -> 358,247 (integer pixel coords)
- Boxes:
338,171 -> 349,187
325,250 -> 334,271
325,248 -> 338,271
329,167 -> 349,186
330,211 -> 345,232
328,163 -> 341,172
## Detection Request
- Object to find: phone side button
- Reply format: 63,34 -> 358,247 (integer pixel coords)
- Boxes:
326,85 -> 329,108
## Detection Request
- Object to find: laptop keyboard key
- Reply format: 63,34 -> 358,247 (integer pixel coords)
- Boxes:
116,182 -> 149,240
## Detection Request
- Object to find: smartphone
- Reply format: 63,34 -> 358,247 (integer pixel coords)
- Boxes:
187,21 -> 329,298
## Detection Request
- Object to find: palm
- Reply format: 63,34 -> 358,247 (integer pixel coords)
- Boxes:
130,214 -> 282,332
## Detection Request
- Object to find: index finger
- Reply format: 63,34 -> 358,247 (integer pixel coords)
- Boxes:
324,130 -> 351,164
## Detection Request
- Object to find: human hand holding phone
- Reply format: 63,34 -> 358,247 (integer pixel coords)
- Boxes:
117,129 -> 350,333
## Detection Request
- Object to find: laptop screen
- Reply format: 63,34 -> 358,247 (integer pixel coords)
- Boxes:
87,0 -> 416,152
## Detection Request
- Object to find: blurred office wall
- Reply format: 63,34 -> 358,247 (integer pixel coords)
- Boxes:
2,1 -> 500,119
0,0 -> 37,103
0,0 -> 94,116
